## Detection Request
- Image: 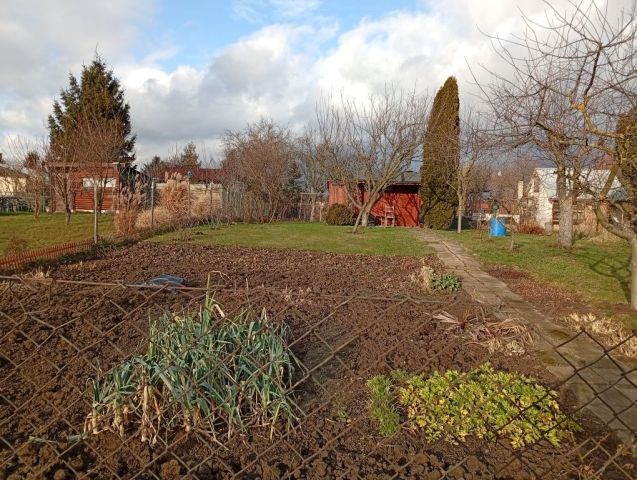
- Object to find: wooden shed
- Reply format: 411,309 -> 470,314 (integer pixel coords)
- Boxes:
328,171 -> 422,227
48,162 -> 131,213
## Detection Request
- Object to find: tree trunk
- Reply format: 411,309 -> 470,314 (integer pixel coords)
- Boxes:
353,191 -> 380,233
352,208 -> 364,233
558,194 -> 574,247
456,190 -> 464,234
556,170 -> 574,247
65,206 -> 71,225
630,236 -> 637,310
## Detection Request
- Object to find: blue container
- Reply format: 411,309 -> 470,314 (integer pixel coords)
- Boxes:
489,218 -> 507,237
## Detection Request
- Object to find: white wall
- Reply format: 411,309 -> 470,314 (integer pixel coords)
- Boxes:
0,176 -> 26,196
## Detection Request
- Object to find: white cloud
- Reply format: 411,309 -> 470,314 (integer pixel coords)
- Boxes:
0,0 -> 154,153
2,0 -> 634,162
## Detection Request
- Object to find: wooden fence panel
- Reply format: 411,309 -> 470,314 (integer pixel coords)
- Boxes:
0,239 -> 95,272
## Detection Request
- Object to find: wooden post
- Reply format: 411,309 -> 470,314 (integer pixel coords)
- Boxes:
93,180 -> 99,244
187,177 -> 191,219
150,179 -> 155,230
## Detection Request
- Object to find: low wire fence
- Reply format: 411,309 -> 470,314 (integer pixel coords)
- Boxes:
1,277 -> 635,479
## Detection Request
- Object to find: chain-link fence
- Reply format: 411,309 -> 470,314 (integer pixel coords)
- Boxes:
1,276 -> 635,479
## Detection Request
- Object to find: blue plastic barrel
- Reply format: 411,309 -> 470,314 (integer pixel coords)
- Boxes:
489,218 -> 507,237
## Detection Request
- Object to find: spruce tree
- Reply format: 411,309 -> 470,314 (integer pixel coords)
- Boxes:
420,76 -> 460,229
48,55 -> 136,162
179,142 -> 200,168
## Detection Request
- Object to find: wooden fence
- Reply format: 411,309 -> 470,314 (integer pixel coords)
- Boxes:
0,239 -> 95,272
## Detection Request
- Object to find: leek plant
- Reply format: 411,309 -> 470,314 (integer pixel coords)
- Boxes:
85,295 -> 297,444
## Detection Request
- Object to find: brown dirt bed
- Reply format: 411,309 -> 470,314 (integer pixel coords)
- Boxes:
0,243 -> 633,479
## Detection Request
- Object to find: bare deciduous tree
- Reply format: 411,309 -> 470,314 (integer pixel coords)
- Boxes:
477,0 -> 637,248
222,119 -> 297,223
297,127 -> 328,221
316,88 -> 430,232
479,0 -> 637,306
447,109 -> 497,233
5,137 -> 49,217
47,121 -> 82,225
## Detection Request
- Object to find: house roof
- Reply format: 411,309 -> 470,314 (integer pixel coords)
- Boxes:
330,170 -> 421,186
0,165 -> 27,178
391,170 -> 420,184
533,167 -> 625,200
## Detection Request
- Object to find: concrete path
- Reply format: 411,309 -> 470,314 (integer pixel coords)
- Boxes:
415,229 -> 637,450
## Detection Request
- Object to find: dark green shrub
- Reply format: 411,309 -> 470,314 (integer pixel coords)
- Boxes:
421,201 -> 456,229
325,204 -> 353,226
368,363 -> 580,448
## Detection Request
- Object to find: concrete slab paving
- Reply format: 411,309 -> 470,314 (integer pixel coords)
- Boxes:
415,228 -> 637,450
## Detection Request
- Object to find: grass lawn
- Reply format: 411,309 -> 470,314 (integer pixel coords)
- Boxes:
150,222 -> 433,257
0,212 -> 115,255
436,229 -> 630,307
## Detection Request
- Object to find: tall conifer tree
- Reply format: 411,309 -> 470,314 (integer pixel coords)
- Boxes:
48,55 -> 136,162
420,76 -> 459,229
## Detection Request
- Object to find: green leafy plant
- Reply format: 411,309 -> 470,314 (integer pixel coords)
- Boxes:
86,295 -> 297,444
368,363 -> 579,448
431,272 -> 461,291
335,408 -> 350,424
325,203 -> 353,226
367,375 -> 400,436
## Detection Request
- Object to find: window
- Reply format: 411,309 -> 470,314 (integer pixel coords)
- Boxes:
83,178 -> 115,189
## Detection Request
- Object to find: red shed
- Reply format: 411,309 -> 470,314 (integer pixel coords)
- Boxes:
328,171 -> 422,227
48,162 -> 130,213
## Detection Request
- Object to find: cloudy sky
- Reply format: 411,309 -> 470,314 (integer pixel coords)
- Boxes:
0,0 -> 630,164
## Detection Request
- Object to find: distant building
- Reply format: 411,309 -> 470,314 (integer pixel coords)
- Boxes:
328,171 -> 421,227
0,165 -> 27,197
47,162 -> 138,213
156,166 -> 225,185
523,167 -> 625,231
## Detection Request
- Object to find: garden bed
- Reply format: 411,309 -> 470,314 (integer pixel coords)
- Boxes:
0,244 -> 633,479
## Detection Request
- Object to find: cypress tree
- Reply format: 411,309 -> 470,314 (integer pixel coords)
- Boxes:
48,55 -> 136,162
420,76 -> 460,229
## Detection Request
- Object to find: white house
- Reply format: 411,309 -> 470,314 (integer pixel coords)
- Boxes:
0,165 -> 27,197
523,167 -> 624,230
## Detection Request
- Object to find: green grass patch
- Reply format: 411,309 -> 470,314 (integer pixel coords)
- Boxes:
0,212 -> 115,255
435,229 -> 630,306
150,222 -> 433,257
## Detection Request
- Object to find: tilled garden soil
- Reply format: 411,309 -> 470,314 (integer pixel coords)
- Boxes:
0,243 -> 633,479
